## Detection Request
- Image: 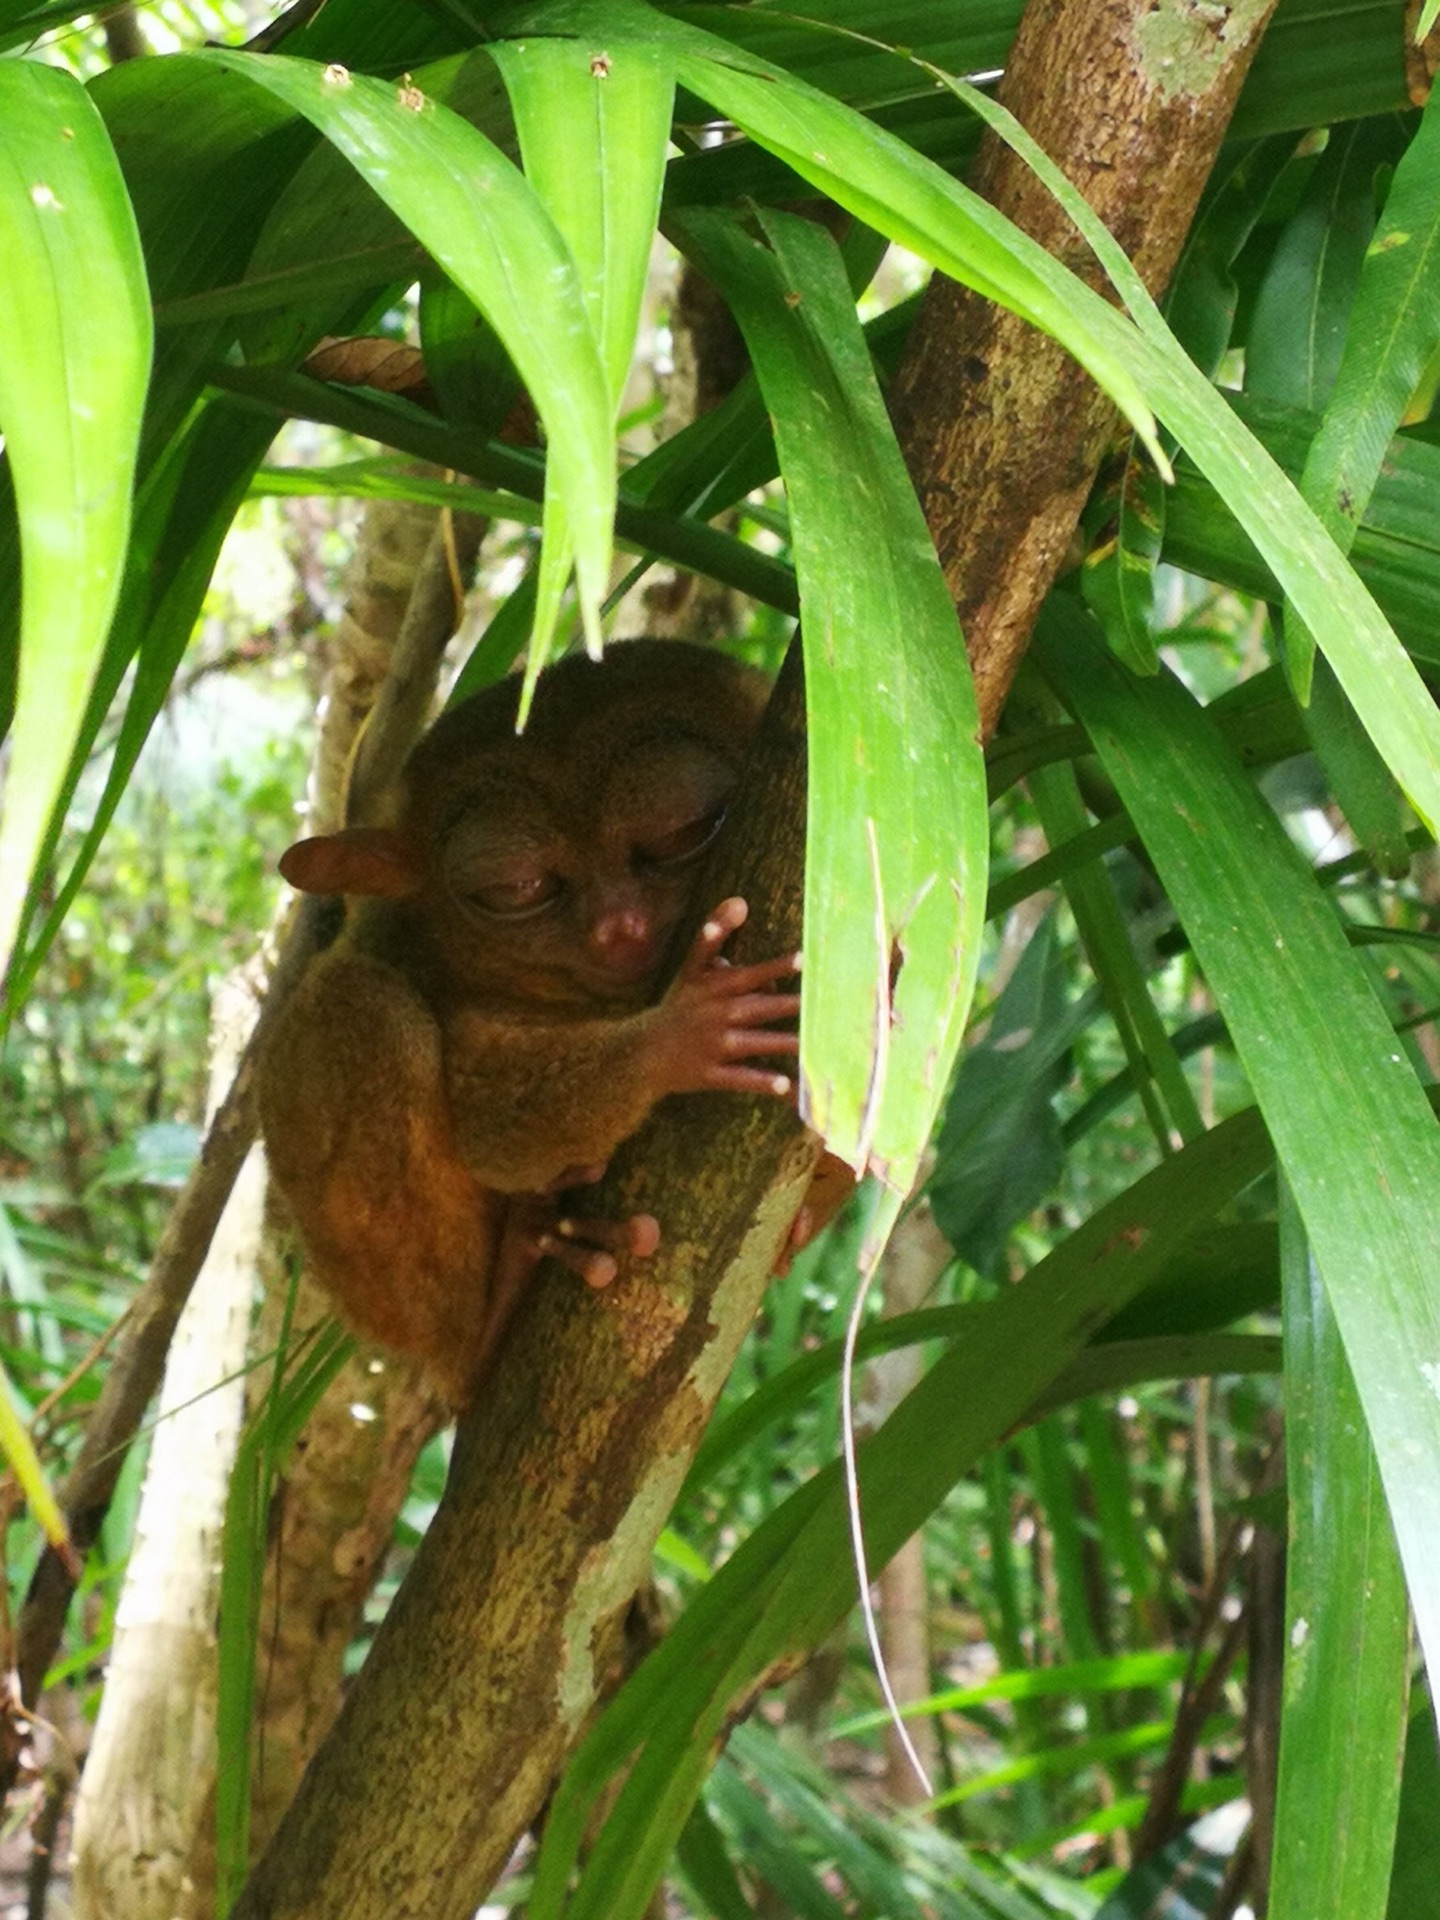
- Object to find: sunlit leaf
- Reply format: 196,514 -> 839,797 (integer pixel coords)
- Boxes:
0,61 -> 151,983
491,35 -> 672,698
676,205 -> 985,1189
195,48 -> 615,663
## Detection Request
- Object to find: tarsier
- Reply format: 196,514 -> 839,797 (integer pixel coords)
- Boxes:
258,640 -> 811,1408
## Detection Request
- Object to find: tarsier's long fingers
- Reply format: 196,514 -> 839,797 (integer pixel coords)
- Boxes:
683,899 -> 802,985
721,993 -> 802,1033
705,1063 -> 797,1096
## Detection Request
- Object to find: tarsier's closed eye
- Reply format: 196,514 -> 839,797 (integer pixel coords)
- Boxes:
636,806 -> 727,869
464,872 -> 564,919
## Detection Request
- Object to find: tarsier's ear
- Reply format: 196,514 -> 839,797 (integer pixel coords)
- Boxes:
279,827 -> 424,898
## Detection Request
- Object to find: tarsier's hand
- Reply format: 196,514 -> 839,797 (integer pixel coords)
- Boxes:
645,897 -> 801,1101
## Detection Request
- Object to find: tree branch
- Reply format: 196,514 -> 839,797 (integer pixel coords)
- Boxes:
890,0 -> 1278,738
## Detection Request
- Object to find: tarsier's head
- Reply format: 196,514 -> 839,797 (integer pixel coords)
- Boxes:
280,641 -> 769,1008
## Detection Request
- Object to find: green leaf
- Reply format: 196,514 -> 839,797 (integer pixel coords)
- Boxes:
195,48 -> 616,664
672,10 -> 1440,835
928,913 -> 1084,1271
6,400 -> 278,1012
672,45 -> 1166,470
706,1757 -> 848,1920
494,37 -> 670,407
1295,99 -> 1440,562
675,1798 -> 756,1920
1081,450 -> 1165,676
1281,95 -> 1440,859
1166,133 -> 1301,380
836,1649 -> 1194,1734
1269,1180 -> 1410,1920
1035,598 -> 1440,1704
1387,1696 -> 1440,1918
675,205 -> 986,1190
1247,119 -> 1405,416
491,35 -> 672,703
1161,393 -> 1440,666
0,60 -> 151,982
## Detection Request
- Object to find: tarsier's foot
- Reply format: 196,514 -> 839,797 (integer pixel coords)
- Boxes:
500,1191 -> 660,1293
538,1209 -> 662,1288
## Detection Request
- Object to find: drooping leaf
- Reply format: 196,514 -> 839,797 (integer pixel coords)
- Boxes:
675,206 -> 985,1190
195,48 -> 616,663
0,61 -> 151,982
491,36 -> 673,697
1036,597 -> 1440,1701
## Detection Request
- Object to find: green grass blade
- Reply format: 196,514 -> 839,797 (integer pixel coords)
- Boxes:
194,48 -> 615,670
933,1718 -> 1179,1811
1035,597 -> 1440,1701
1268,1180 -> 1410,1920
0,60 -> 151,982
675,205 -> 986,1189
836,1650 -> 1194,1735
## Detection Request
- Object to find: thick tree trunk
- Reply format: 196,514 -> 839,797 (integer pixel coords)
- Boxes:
889,0 -> 1278,739
230,0 -> 1278,1909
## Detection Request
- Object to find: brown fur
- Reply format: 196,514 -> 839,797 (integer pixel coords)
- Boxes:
259,642 -> 798,1405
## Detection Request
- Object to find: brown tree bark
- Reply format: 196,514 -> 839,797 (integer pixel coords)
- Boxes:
889,0 -> 1278,740
229,0 -> 1278,1909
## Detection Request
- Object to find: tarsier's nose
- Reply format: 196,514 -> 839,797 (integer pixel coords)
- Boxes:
589,906 -> 659,980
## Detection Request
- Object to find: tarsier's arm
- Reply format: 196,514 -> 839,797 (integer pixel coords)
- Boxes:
445,898 -> 800,1191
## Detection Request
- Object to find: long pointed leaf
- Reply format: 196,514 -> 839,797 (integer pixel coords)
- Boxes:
492,36 -> 673,694
194,48 -> 615,666
0,61 -> 151,981
1035,597 -> 1440,1700
1269,1181 -> 1410,1920
677,205 -> 985,1187
1285,92 -> 1440,691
